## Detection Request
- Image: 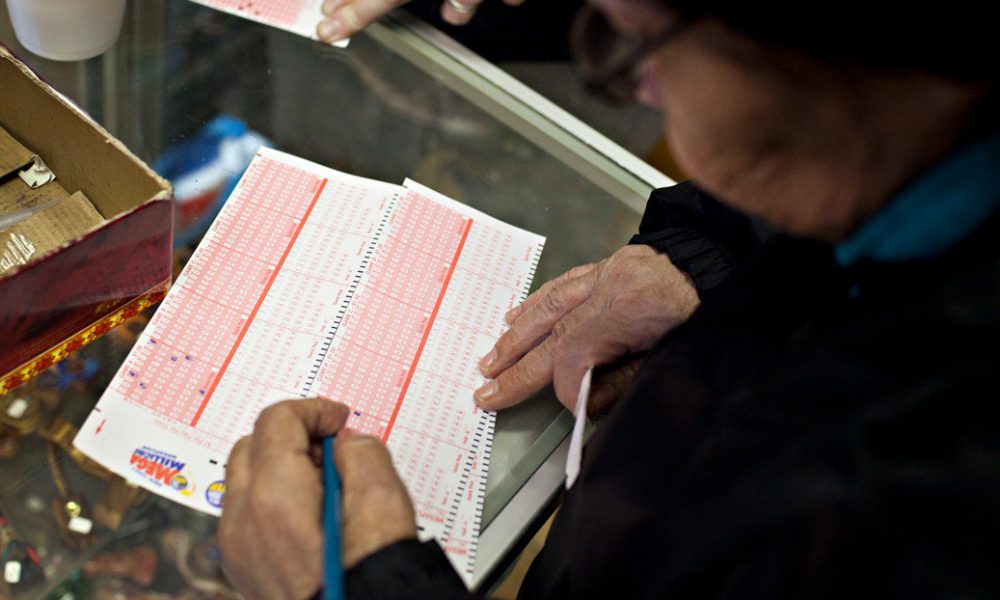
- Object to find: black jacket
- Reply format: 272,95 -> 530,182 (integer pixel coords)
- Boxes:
346,183 -> 1000,599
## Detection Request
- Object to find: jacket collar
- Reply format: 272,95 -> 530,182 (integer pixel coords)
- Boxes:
836,134 -> 1000,266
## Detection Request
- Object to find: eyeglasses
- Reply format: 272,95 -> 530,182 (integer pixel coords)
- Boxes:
570,4 -> 688,105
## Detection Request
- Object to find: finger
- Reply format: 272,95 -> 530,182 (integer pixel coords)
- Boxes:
440,0 -> 483,26
251,399 -> 350,464
308,440 -> 324,466
477,295 -> 604,409
333,436 -> 417,567
481,265 -> 598,378
224,435 -> 253,498
219,436 -> 253,589
551,312 -> 632,408
588,357 -> 643,418
317,0 -> 405,42
475,334 -> 556,410
505,262 -> 595,325
503,0 -> 526,5
333,435 -> 402,489
321,0 -> 345,13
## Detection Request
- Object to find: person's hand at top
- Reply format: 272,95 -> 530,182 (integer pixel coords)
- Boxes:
474,244 -> 699,417
219,398 -> 417,600
317,0 -> 528,44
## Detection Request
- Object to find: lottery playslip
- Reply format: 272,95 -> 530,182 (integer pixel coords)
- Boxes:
188,0 -> 350,47
74,148 -> 545,582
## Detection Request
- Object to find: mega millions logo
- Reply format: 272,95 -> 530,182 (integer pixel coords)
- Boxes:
130,446 -> 194,496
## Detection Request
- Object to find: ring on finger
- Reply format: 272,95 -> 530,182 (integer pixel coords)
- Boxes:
446,0 -> 477,15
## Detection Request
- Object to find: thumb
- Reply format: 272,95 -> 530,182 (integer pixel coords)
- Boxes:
318,0 -> 406,42
588,356 -> 643,418
333,435 -> 405,493
332,436 -> 417,568
251,399 -> 350,461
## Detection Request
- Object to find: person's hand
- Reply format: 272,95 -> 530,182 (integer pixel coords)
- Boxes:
334,434 -> 418,567
219,399 -> 417,600
474,244 -> 699,415
317,0 -> 528,43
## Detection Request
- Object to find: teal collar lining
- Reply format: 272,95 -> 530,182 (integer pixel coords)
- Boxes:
835,135 -> 1000,266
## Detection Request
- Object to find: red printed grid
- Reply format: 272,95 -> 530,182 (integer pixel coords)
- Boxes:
117,158 -> 324,427
195,0 -> 310,26
314,191 -> 471,441
389,378 -> 480,496
171,241 -> 276,325
306,180 -> 392,238
146,283 -> 250,367
114,338 -> 217,425
383,218 -> 542,544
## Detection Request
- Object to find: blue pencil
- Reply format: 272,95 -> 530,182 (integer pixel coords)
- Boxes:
322,435 -> 344,600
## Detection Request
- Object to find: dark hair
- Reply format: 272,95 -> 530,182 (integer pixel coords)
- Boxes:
660,2 -> 996,81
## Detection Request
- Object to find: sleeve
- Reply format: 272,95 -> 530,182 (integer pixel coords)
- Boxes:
628,181 -> 772,294
343,539 -> 477,600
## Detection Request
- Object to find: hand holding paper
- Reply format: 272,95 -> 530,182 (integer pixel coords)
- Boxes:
316,0 -> 532,43
475,244 -> 699,415
189,0 -> 350,47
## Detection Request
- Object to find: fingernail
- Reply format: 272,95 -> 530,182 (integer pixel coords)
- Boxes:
322,0 -> 342,14
478,349 -> 497,373
318,19 -> 341,40
474,381 -> 499,405
442,10 -> 471,26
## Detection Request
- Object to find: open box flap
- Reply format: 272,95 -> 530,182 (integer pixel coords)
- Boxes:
0,45 -> 172,220
0,124 -> 36,179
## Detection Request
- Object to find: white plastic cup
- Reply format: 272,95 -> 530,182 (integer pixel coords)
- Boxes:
5,0 -> 127,61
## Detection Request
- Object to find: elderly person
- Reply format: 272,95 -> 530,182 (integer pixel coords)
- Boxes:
220,0 -> 1000,597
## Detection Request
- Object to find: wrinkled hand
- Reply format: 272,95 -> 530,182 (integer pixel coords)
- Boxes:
219,399 -> 417,600
474,244 -> 699,415
334,434 -> 417,567
317,0 -> 528,43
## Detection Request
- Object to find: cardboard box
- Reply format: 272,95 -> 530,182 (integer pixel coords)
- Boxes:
1,191 -> 107,275
0,45 -> 173,394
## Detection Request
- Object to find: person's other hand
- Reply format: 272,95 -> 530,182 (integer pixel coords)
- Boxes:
219,399 -> 417,600
317,0 -> 528,43
474,245 -> 699,415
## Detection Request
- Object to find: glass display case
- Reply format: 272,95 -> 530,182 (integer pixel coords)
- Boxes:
0,1 -> 671,597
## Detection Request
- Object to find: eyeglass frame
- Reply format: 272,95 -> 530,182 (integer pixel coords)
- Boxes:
569,4 -> 690,105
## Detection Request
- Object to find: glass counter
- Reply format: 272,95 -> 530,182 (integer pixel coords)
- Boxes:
0,1 -> 671,596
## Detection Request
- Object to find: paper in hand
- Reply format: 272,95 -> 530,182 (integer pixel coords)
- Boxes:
565,367 -> 592,489
187,0 -> 350,48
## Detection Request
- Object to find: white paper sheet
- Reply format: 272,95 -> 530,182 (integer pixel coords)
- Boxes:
74,148 -> 544,582
565,367 -> 591,489
188,0 -> 350,48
